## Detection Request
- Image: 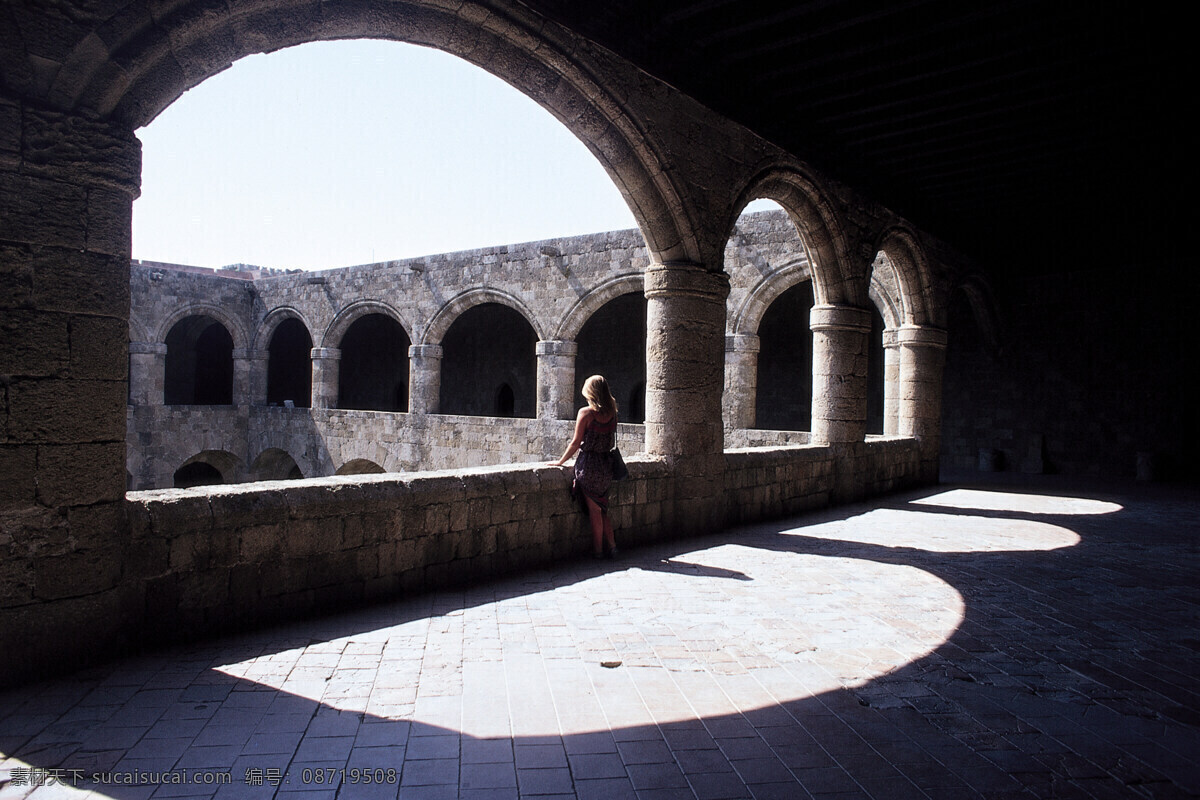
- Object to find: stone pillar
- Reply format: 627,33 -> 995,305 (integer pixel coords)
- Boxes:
232,348 -> 255,407
245,349 -> 270,406
898,324 -> 948,479
311,347 -> 341,409
882,328 -> 901,435
723,334 -> 760,430
0,97 -> 141,685
129,342 -> 167,406
810,304 -> 872,445
645,263 -> 730,535
536,340 -> 577,420
408,344 -> 443,415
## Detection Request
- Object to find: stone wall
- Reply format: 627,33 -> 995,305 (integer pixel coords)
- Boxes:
116,441 -> 921,652
128,406 -> 648,488
941,271 -> 1196,480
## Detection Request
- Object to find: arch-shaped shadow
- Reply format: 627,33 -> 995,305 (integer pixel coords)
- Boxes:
2,478 -> 1197,798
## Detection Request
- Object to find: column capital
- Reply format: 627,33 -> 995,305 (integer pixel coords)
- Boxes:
882,328 -> 901,349
896,324 -> 948,349
644,261 -> 730,302
409,344 -> 443,360
311,347 -> 341,360
129,341 -> 168,355
536,339 -> 577,357
726,334 -> 761,354
810,304 -> 872,333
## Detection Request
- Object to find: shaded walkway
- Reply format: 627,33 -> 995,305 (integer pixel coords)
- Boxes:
1,475 -> 1197,799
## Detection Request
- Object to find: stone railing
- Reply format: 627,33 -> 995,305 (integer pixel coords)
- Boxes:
121,438 -> 924,644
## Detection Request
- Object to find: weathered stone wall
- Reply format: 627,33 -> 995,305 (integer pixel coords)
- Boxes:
118,440 -> 920,649
941,271 -> 1196,480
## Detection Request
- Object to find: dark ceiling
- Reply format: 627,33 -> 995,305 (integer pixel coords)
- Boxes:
523,0 -> 1182,274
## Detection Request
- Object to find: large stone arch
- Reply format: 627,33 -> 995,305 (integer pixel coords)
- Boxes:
423,288 -> 545,345
322,300 -> 411,349
728,257 -> 812,337
732,165 -> 864,308
254,306 -> 315,353
45,0 -> 700,266
875,226 -> 937,326
554,273 -> 645,341
260,309 -> 315,409
154,303 -> 249,350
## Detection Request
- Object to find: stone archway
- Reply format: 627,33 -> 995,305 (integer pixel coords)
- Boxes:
49,1 -> 700,268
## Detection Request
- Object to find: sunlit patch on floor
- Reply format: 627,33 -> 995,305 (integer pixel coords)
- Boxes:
215,540 -> 963,738
784,508 -> 1082,552
911,488 -> 1123,515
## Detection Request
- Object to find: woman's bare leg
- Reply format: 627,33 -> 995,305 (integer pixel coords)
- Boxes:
585,496 -> 605,555
602,511 -> 616,552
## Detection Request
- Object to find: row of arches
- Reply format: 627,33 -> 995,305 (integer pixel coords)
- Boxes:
169,448 -> 377,488
144,272 -> 897,434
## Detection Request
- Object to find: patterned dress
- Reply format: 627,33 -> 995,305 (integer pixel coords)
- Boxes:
574,413 -> 617,509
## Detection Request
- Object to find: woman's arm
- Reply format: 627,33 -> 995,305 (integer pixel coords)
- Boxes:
551,408 -> 591,465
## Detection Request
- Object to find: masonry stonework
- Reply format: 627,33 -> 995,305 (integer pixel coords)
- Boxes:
1,0 -> 959,686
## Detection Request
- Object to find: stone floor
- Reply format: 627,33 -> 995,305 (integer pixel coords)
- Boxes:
1,474 -> 1197,799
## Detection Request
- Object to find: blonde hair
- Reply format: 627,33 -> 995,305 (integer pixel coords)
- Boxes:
582,375 -> 618,418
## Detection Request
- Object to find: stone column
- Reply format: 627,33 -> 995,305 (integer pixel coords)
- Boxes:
245,349 -> 270,406
408,344 -> 443,415
882,328 -> 901,435
129,342 -> 167,406
0,98 -> 140,684
645,263 -> 730,535
311,347 -> 341,409
536,340 -> 577,420
232,348 -> 255,407
810,304 -> 872,445
723,334 -> 760,430
898,324 -> 948,479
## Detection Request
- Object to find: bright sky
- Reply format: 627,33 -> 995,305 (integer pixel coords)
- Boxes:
133,39 -> 644,271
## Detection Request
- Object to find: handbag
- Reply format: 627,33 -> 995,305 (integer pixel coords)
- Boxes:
611,447 -> 629,481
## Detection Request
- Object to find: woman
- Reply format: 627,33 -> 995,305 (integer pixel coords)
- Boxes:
552,375 -> 619,558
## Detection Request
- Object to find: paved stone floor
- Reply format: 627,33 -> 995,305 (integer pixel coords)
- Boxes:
1,474 -> 1197,799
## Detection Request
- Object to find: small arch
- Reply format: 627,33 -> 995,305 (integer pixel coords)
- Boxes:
254,306 -> 315,352
155,302 -> 249,351
251,448 -> 304,482
953,275 -> 1003,355
573,292 -> 648,424
440,303 -> 538,418
174,450 -> 242,488
555,274 -> 645,341
868,253 -> 905,331
754,280 -> 816,431
174,462 -> 223,489
732,266 -> 814,338
323,300 -> 412,350
423,288 -> 545,346
266,316 -> 313,408
731,166 -> 862,308
164,315 -> 233,405
336,459 -> 386,476
495,383 -> 516,418
875,226 -> 936,326
337,313 -> 412,413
